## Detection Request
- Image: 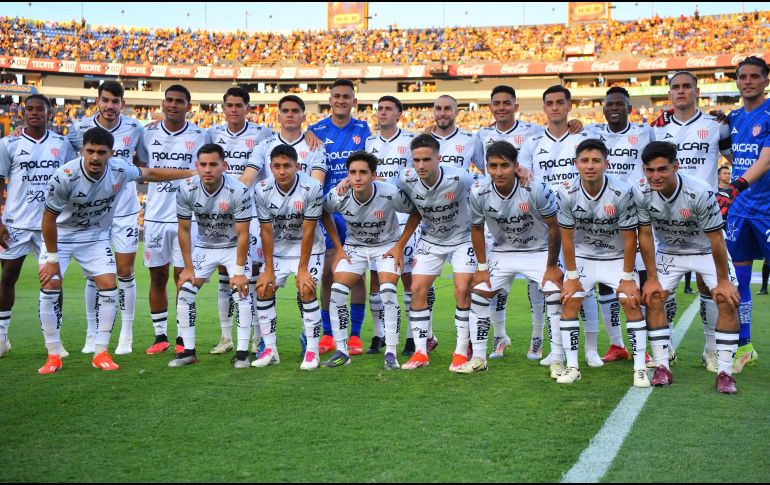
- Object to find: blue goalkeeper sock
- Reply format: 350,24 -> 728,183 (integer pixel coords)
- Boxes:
350,303 -> 366,338
735,265 -> 752,346
321,310 -> 332,337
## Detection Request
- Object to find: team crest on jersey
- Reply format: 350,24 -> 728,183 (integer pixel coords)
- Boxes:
398,146 -> 407,155
245,138 -> 256,150
123,136 -> 132,146
352,135 -> 361,145
519,202 -> 530,213
219,200 -> 230,212
112,183 -> 121,193
753,125 -> 762,137
374,210 -> 385,219
299,151 -> 308,160
628,135 -> 639,146
456,145 -> 465,154
63,168 -> 72,176
294,200 -> 305,211
514,135 -> 524,146
444,192 -> 456,201
697,129 -> 709,140
604,204 -> 616,217
185,141 -> 195,151
679,208 -> 692,219
51,147 -> 60,158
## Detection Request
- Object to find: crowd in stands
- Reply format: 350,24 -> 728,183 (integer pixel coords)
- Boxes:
1,11 -> 768,66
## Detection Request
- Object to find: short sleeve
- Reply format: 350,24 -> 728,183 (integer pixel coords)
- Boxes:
518,139 -> 534,172
718,123 -> 732,155
234,188 -> 253,222
176,185 -> 192,220
618,191 -> 639,230
323,191 -> 339,214
309,147 -> 328,173
393,188 -> 415,214
633,184 -> 651,226
44,170 -> 70,215
471,133 -> 486,173
698,190 -> 724,233
304,182 -> 323,221
247,141 -> 266,172
556,188 -> 575,229
535,183 -> 557,218
0,141 -> 11,178
255,189 -> 272,224
469,190 -> 485,226
67,121 -> 83,152
135,130 -> 149,164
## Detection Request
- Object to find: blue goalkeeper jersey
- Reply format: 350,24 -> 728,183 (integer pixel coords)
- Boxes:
729,98 -> 770,219
309,117 -> 371,194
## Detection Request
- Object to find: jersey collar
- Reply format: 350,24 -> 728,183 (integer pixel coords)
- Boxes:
379,129 -> 401,144
607,123 -> 632,135
95,113 -> 123,133
161,121 -> 189,136
492,178 -> 519,200
200,177 -> 225,198
431,128 -> 458,141
657,174 -> 683,204
353,182 -> 377,206
79,158 -> 107,185
21,129 -> 50,144
277,132 -> 305,146
672,111 -> 702,126
226,122 -> 249,137
421,166 -> 444,191
544,128 -> 571,143
277,174 -> 300,198
495,121 -> 519,135
580,175 -> 608,202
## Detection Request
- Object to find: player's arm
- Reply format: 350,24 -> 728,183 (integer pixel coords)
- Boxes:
706,229 -> 740,307
311,169 -> 326,186
559,226 -> 582,303
176,218 -> 195,289
638,224 -> 663,306
296,219 -> 319,294
230,220 -> 251,298
384,209 -> 421,273
39,209 -> 61,287
617,229 -> 642,308
304,130 -> 323,151
542,215 -> 563,289
567,119 -> 583,134
139,167 -> 195,182
256,221 -> 276,298
0,161 -> 9,248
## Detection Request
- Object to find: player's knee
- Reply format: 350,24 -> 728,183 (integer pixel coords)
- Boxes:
472,288 -> 496,300
563,298 -> 582,316
330,283 -> 350,307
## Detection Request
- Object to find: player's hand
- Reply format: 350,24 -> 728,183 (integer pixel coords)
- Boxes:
11,126 -> 22,137
305,130 -> 323,151
651,108 -> 675,127
472,268 -> 492,290
383,245 -> 404,274
516,165 -> 533,186
542,265 -> 564,291
709,109 -> 729,125
422,125 -> 436,135
641,277 -> 665,307
38,261 -> 61,287
295,268 -> 317,295
561,277 -> 584,304
336,177 -> 351,195
177,267 -> 196,291
230,274 -> 249,298
255,269 -> 276,299
145,119 -> 160,129
333,248 -> 351,270
712,279 -> 740,307
617,279 -> 641,310
567,118 -> 584,134
716,177 -> 748,219
0,223 -> 10,250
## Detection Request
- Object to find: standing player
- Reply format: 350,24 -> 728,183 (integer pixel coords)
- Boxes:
635,141 -> 739,394
67,81 -> 143,355
557,139 -> 649,387
37,127 -> 193,374
171,144 -> 254,368
391,135 -> 477,371
136,85 -> 210,355
252,144 -> 327,370
719,56 -> 770,371
0,95 -> 76,358
430,95 -> 482,172
309,80 -> 371,356
466,141 -> 563,375
323,151 -> 418,369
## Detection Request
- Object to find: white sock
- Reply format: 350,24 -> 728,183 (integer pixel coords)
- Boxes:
700,295 -> 718,354
454,307 -> 470,355
470,294 -> 491,360
302,299 -> 322,354
0,310 -> 10,342
715,330 -> 738,375
528,280 -> 545,342
218,276 -> 234,340
117,275 -> 136,340
380,283 -> 400,355
599,293 -> 624,347
40,289 -> 62,354
151,310 -> 168,337
545,293 -> 564,358
648,327 -> 671,369
581,291 -> 600,334
94,287 -> 118,353
410,307 -> 430,354
427,286 -> 436,338
330,283 -> 350,355
403,291 -> 413,340
233,292 -> 252,352
561,317 -> 581,369
256,298 -> 277,351
249,277 -> 261,344
177,282 -> 198,351
85,278 -> 98,337
369,292 -> 384,339
626,319 -> 648,370
491,290 -> 508,339
665,294 -> 677,333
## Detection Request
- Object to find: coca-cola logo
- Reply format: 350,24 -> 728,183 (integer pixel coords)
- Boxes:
590,60 -> 621,72
500,63 -> 530,75
456,65 -> 486,76
545,62 -> 575,73
636,58 -> 669,70
731,53 -> 764,66
685,56 -> 718,68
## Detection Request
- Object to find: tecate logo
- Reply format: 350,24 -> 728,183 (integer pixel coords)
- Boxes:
685,56 -> 719,68
636,58 -> 669,70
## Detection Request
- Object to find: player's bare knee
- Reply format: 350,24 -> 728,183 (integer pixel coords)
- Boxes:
472,288 -> 497,300
563,297 -> 583,317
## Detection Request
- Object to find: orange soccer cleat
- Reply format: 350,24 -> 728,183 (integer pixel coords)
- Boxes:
92,351 -> 120,371
38,354 -> 63,375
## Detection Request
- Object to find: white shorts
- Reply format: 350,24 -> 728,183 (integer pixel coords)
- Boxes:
655,252 -> 738,293
572,257 -> 638,298
340,243 -> 400,276
112,213 -> 139,254
192,246 -> 251,281
40,241 -> 116,278
474,251 -> 560,293
273,253 -> 325,288
0,228 -> 43,260
412,239 -> 476,276
250,219 -> 263,265
143,221 -> 197,268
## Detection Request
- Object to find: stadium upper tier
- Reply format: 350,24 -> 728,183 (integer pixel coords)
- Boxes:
1,11 -> 768,67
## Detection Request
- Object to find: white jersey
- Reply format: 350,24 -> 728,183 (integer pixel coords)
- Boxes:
519,130 -> 590,194
365,129 -> 415,180
246,133 -> 327,181
67,114 -> 143,217
44,157 -> 143,244
176,174 -> 253,249
0,130 -> 76,230
136,121 -> 209,224
323,181 -> 414,247
394,165 -> 475,246
633,173 -> 723,256
208,122 -> 274,177
473,121 -> 544,168
431,128 -> 478,171
584,122 -> 654,183
254,172 -> 325,257
557,175 -> 638,260
470,178 -> 557,253
652,110 -> 731,190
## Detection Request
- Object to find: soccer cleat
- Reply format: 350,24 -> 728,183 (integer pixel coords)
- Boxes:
348,336 -> 363,355
322,350 -> 351,368
210,338 -> 233,355
456,356 -> 488,374
92,351 -> 120,371
448,352 -> 468,372
318,334 -> 336,354
38,354 -> 62,375
253,337 -> 265,356
384,352 -> 400,370
59,344 -> 69,358
0,340 -> 10,358
556,366 -> 581,384
367,336 -> 385,354
527,337 -> 543,360
81,334 -> 95,354
633,369 -> 651,388
115,337 -> 133,355
426,336 -> 439,354
701,351 -> 718,373
232,351 -> 250,369
300,351 -> 319,370
645,352 -> 655,369
489,335 -> 512,360
175,336 -> 184,354
146,336 -> 170,355
716,371 -> 737,394
651,365 -> 673,387
549,360 -> 566,379
585,351 -> 605,368
540,352 -> 562,367
733,343 -> 758,374
402,350 -> 429,370
466,341 -> 473,361
168,350 -> 198,368
401,338 -> 415,356
251,348 -> 280,367
602,344 -> 629,362
757,288 -> 768,295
